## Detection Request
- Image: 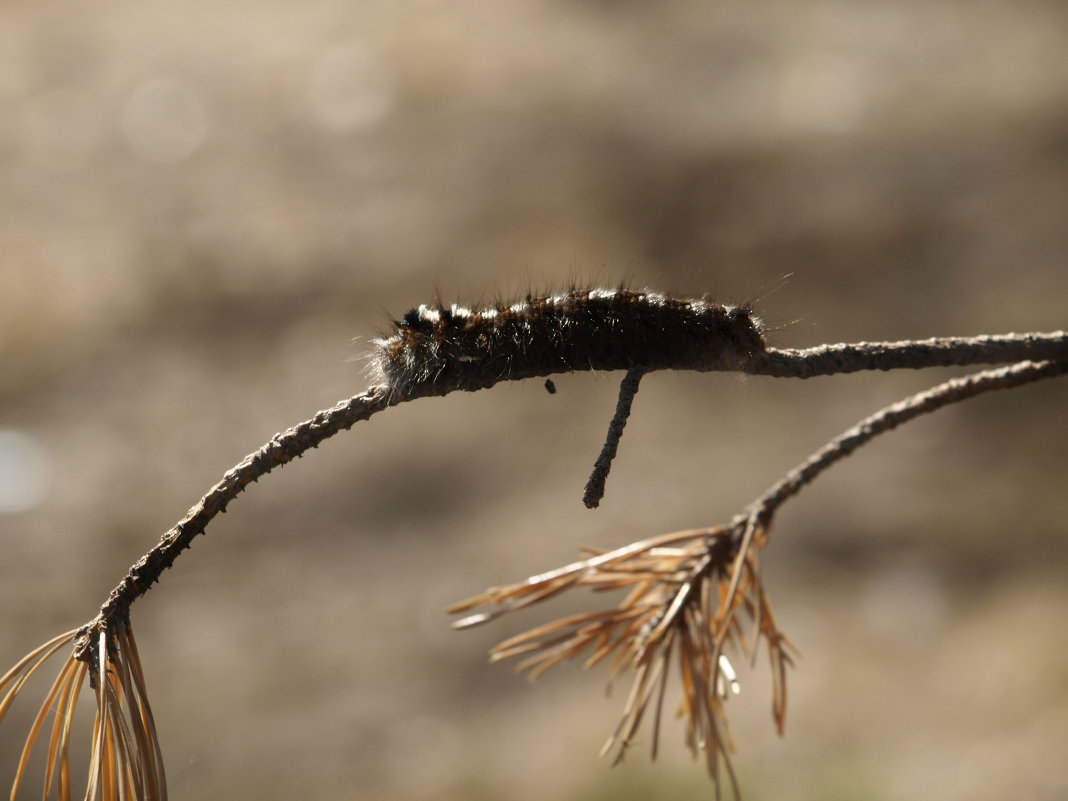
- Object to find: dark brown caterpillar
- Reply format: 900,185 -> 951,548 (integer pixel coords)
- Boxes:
371,288 -> 765,394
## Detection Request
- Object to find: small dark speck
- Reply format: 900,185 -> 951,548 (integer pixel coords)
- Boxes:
544,379 -> 557,394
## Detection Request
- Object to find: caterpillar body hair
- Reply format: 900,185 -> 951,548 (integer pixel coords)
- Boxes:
371,287 -> 766,395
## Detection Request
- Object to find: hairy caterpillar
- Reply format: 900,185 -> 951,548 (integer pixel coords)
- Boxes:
371,287 -> 766,395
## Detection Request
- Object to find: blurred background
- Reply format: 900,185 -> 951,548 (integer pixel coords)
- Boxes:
1,1 -> 1066,799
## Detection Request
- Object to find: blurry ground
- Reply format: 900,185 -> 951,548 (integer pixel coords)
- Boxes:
1,1 -> 1066,799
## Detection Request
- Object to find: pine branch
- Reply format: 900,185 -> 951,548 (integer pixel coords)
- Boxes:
1,306 -> 1064,801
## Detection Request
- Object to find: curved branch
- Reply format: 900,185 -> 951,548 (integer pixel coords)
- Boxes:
741,358 -> 1068,529
73,329 -> 1067,659
749,332 -> 1067,379
74,388 -> 391,659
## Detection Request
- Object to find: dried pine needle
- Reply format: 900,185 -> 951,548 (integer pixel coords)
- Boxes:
450,522 -> 795,795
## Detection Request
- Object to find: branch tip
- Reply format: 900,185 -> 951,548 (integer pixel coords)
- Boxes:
583,369 -> 645,509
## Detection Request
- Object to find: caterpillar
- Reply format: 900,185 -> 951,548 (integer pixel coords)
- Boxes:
371,287 -> 766,395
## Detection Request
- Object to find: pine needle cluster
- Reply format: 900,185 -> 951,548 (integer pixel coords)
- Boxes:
0,620 -> 165,800
449,522 -> 797,796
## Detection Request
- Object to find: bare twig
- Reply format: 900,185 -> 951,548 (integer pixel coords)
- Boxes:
71,388 -> 392,661
583,368 -> 645,508
748,332 -> 1067,379
740,358 -> 1068,530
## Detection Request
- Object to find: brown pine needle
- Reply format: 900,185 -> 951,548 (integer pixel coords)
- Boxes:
0,629 -> 80,720
42,658 -> 81,800
12,653 -> 78,799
